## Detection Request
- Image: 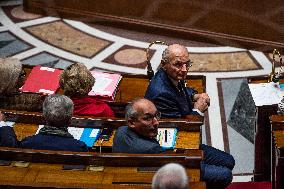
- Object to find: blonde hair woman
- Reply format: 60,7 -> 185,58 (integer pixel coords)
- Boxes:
60,63 -> 114,117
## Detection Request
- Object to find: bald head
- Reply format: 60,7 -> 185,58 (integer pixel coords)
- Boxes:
133,98 -> 156,115
125,98 -> 156,120
162,44 -> 189,64
161,44 -> 190,81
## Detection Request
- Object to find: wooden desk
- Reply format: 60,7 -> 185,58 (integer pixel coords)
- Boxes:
0,147 -> 204,188
269,115 -> 284,189
247,76 -> 281,181
0,164 -> 205,189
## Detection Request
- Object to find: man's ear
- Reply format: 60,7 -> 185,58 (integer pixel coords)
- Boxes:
128,117 -> 136,129
161,60 -> 169,71
161,60 -> 166,68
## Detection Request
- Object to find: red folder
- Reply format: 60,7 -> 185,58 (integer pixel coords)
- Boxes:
21,66 -> 62,95
88,71 -> 122,101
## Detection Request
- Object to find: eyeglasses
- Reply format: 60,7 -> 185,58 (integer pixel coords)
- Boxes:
172,60 -> 193,70
141,111 -> 161,122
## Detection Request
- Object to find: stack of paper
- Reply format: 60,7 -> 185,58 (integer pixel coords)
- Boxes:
156,128 -> 177,149
88,71 -> 122,101
248,82 -> 284,106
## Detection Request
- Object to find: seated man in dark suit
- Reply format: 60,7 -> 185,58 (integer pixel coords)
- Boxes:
113,98 -> 164,154
0,94 -> 88,152
144,44 -> 235,189
145,44 -> 209,118
113,98 -> 234,189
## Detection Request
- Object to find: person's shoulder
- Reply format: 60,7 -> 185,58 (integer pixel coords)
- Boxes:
137,138 -> 163,153
146,70 -> 172,96
116,126 -> 128,134
150,69 -> 167,83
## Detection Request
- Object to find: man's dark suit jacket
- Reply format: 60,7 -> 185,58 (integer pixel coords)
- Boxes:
0,126 -> 88,152
112,126 -> 164,154
145,68 -> 198,118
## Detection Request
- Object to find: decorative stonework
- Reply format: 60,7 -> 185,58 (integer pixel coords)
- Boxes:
189,52 -> 261,72
25,21 -> 112,58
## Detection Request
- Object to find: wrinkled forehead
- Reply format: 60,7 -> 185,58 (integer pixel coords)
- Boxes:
134,100 -> 157,115
169,47 -> 189,62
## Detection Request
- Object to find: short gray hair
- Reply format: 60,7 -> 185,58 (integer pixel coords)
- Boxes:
0,58 -> 22,95
43,94 -> 74,127
125,98 -> 143,121
152,163 -> 189,189
161,47 -> 171,64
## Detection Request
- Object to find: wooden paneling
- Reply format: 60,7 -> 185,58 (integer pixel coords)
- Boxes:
23,0 -> 284,51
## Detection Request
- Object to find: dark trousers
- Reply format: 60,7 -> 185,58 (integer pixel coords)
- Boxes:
200,144 -> 235,189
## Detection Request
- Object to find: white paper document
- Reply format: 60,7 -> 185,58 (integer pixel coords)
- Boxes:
249,82 -> 284,106
156,128 -> 177,149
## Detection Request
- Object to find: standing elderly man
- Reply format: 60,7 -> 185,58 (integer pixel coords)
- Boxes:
145,44 -> 209,118
0,94 -> 88,152
152,163 -> 189,189
112,98 -> 234,189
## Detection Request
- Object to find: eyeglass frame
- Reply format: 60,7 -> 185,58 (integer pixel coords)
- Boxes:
171,60 -> 193,70
137,111 -> 162,122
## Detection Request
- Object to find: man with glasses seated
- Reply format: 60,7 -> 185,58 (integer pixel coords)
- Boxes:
112,98 -> 164,154
144,44 -> 234,189
145,44 -> 209,118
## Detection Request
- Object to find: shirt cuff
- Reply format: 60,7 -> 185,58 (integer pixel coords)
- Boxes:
192,109 -> 204,116
0,121 -> 7,127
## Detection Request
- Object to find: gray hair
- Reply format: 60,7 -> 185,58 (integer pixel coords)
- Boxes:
0,58 -> 22,95
43,94 -> 74,127
125,98 -> 142,121
152,163 -> 189,189
161,47 -> 171,64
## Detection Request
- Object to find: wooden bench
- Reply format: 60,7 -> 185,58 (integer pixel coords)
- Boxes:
1,109 -> 203,152
19,65 -> 206,117
269,115 -> 284,189
0,65 -> 206,188
0,147 -> 205,188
